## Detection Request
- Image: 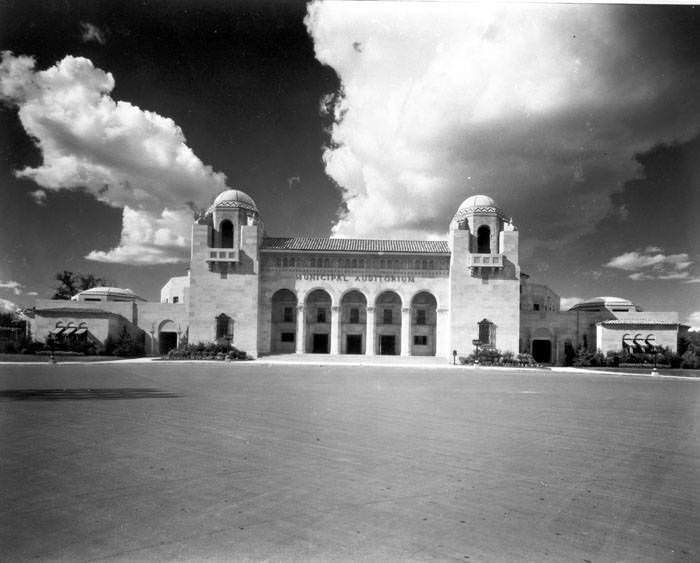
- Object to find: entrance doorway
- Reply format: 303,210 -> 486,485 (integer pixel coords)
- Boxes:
159,332 -> 177,355
312,333 -> 329,353
346,334 -> 362,354
532,339 -> 552,363
379,335 -> 396,355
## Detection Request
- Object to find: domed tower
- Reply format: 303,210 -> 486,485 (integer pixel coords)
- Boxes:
448,194 -> 520,356
188,188 -> 263,357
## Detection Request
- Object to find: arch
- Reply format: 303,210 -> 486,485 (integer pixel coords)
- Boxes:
271,289 -> 298,354
305,289 -> 333,353
375,290 -> 402,355
410,291 -> 437,356
477,225 -> 491,253
220,219 -> 234,248
341,290 -> 367,354
158,318 -> 179,355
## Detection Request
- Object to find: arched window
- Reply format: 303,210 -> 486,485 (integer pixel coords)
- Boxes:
477,225 -> 491,254
216,314 -> 232,340
478,318 -> 494,345
220,220 -> 234,248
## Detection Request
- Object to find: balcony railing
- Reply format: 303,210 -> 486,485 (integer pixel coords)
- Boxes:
466,253 -> 503,268
206,248 -> 239,262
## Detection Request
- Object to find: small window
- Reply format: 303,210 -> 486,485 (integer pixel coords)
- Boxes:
310,257 -> 316,268
383,308 -> 393,324
416,309 -> 426,325
414,335 -> 428,346
533,303 -> 540,311
281,332 -> 295,343
283,307 -> 294,323
173,296 -> 179,304
317,308 -> 327,323
478,319 -> 492,345
216,314 -> 232,340
350,308 -> 359,323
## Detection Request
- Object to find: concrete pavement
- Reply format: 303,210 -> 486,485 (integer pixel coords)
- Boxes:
1,362 -> 699,561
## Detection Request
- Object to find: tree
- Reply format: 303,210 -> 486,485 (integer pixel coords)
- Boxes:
52,271 -> 109,299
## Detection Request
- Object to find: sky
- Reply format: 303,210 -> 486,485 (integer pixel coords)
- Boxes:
1,1 -> 699,329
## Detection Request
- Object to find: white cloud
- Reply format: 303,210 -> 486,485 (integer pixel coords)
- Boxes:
29,189 -> 47,205
560,296 -> 584,311
81,22 -> 106,45
305,2 -> 700,240
605,248 -> 694,281
0,280 -> 24,295
686,311 -> 700,331
0,51 -> 228,264
0,298 -> 19,313
86,207 -> 190,265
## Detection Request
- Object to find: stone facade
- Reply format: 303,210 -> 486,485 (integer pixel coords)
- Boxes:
28,189 -> 683,363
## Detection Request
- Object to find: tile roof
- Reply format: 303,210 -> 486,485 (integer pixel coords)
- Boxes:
599,320 -> 680,326
262,237 -> 450,254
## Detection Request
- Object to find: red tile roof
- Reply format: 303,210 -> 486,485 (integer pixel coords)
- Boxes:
262,237 -> 450,254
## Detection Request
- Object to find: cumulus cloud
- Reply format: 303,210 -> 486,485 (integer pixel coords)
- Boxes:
305,2 -> 700,240
605,248 -> 694,281
81,22 -> 106,45
560,296 -> 585,311
0,51 -> 228,264
686,311 -> 700,331
0,298 -> 19,313
0,280 -> 24,295
86,207 -> 190,265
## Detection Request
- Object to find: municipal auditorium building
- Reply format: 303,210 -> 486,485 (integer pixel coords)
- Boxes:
30,189 -> 684,363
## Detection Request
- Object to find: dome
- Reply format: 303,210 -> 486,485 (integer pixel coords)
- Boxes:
453,194 -> 503,223
459,195 -> 497,209
569,296 -> 640,312
71,287 -> 145,302
209,189 -> 258,214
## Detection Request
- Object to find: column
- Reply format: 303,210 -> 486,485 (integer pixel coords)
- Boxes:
436,307 -> 449,359
330,305 -> 340,355
295,305 -> 305,354
401,307 -> 411,356
365,307 -> 375,355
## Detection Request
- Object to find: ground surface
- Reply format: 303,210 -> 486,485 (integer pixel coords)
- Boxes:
1,362 -> 698,562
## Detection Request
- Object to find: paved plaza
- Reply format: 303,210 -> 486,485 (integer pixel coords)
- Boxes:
1,361 -> 699,562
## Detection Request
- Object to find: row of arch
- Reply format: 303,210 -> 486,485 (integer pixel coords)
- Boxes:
270,288 -> 439,356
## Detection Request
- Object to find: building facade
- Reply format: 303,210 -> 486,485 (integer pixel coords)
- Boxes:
29,189 -> 683,363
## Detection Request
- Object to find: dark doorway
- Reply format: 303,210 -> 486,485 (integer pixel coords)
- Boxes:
159,332 -> 177,355
346,334 -> 362,354
532,340 -> 552,363
379,335 -> 396,355
312,333 -> 329,354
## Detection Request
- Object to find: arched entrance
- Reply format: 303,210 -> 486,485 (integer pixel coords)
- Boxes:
305,289 -> 332,353
375,291 -> 402,355
341,290 -> 367,354
271,289 -> 297,354
410,292 -> 437,356
532,340 -> 552,363
158,320 -> 178,355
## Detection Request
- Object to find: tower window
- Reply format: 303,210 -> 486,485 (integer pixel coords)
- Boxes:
220,220 -> 234,248
477,225 -> 491,254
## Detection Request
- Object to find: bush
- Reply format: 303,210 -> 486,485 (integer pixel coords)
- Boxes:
110,327 -> 145,357
164,342 -> 249,361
